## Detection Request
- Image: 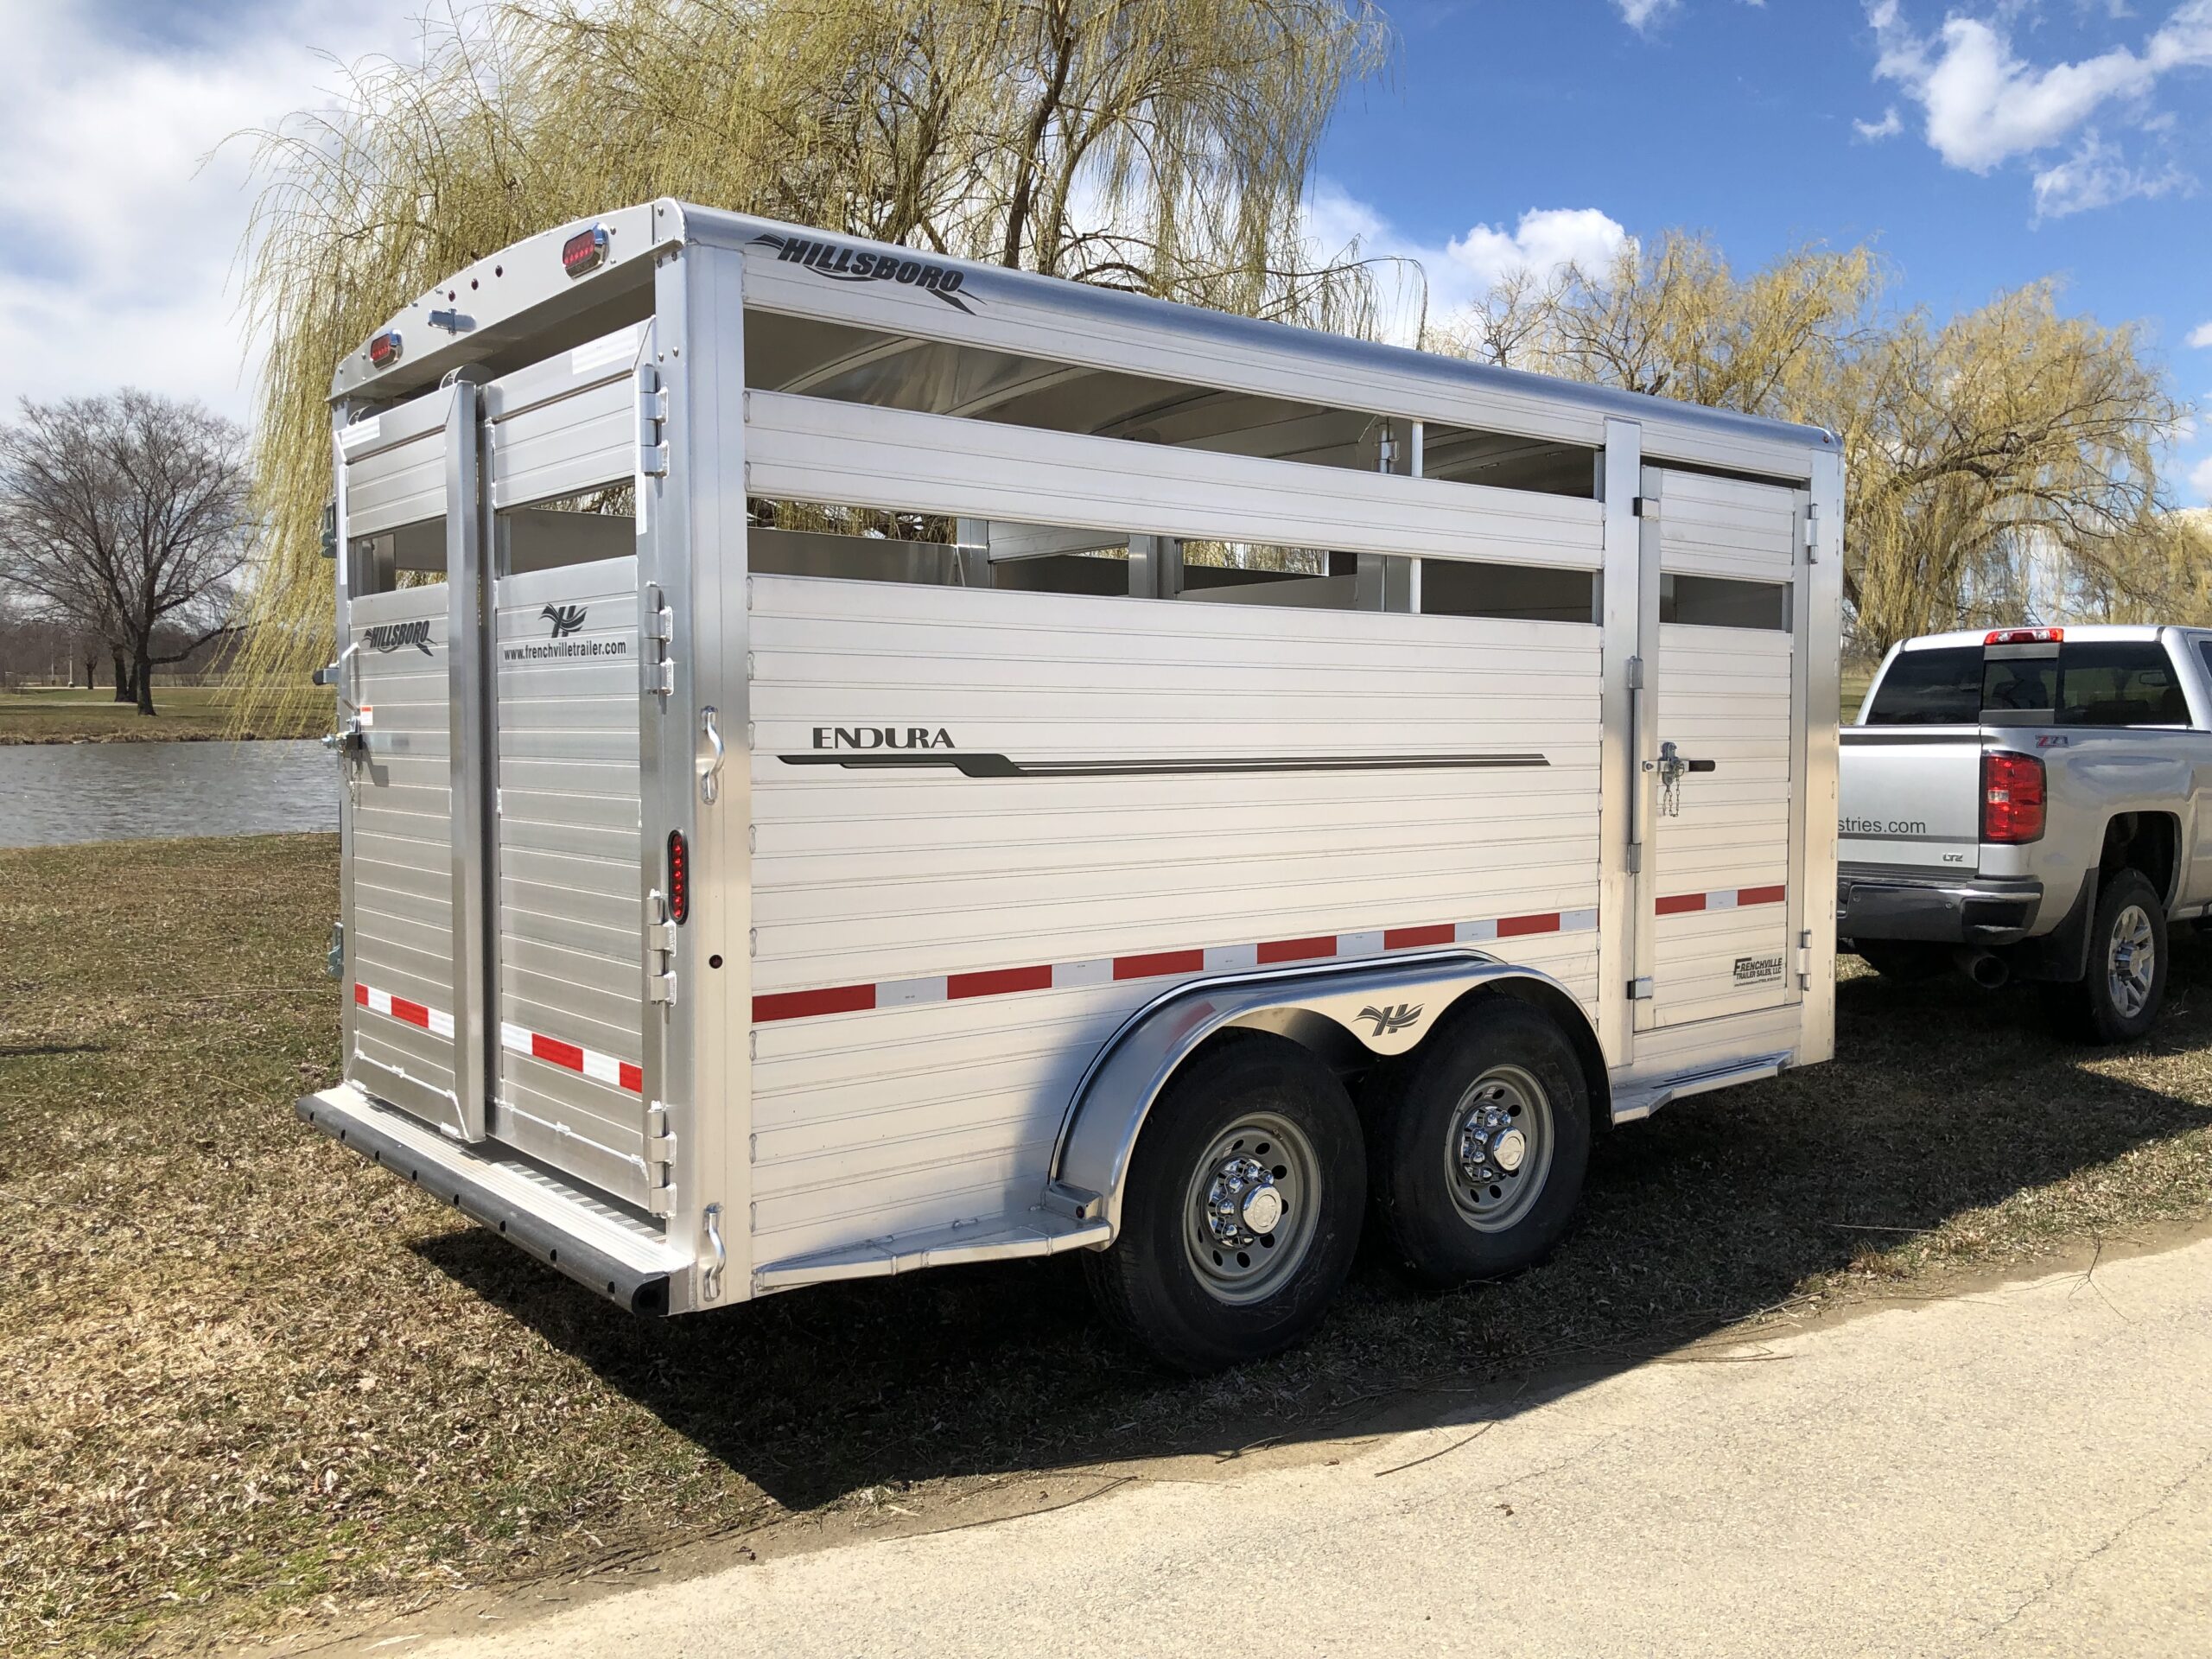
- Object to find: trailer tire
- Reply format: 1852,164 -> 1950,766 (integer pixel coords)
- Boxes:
2050,867 -> 2166,1046
1368,998 -> 1591,1292
1083,1033 -> 1364,1373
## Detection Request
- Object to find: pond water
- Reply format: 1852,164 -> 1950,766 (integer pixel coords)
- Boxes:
0,740 -> 339,848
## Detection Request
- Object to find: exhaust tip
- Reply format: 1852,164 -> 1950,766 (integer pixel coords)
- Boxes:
1955,947 -> 2010,989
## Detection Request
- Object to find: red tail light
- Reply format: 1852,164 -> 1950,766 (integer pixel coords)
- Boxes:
562,226 -> 607,277
1982,751 -> 2046,842
666,830 -> 689,924
1986,626 -> 2062,645
367,330 -> 402,367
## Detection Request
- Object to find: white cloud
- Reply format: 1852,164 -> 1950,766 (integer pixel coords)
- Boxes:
1868,0 -> 2212,209
1300,186 -> 1630,348
1854,105 -> 1904,139
2031,130 -> 2186,215
1615,0 -> 1681,29
1444,209 -> 1632,298
0,2 -> 429,428
2188,321 -> 2212,347
2190,453 -> 2212,501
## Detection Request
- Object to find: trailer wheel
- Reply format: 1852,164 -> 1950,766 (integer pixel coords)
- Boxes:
1368,997 -> 1591,1292
1084,1033 -> 1363,1373
2053,868 -> 2167,1045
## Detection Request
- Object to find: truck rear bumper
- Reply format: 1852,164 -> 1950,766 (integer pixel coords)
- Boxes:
1837,868 -> 2044,947
296,1084 -> 693,1313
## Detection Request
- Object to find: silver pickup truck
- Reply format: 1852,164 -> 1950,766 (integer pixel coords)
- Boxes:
1838,624 -> 2212,1042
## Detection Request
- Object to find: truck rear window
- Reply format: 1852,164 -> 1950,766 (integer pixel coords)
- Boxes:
1865,642 -> 2187,727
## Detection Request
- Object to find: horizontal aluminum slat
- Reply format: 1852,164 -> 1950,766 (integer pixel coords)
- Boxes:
746,390 -> 1605,570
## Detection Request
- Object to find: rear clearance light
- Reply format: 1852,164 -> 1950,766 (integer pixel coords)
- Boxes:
366,331 -> 402,367
1982,751 -> 2046,843
1986,627 -> 2062,645
666,830 -> 688,924
562,226 -> 607,277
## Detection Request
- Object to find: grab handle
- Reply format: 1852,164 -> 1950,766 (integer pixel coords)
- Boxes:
698,705 -> 725,804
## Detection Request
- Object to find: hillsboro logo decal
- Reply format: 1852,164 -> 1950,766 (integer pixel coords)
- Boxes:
751,233 -> 976,314
542,603 -> 588,639
363,620 -> 432,655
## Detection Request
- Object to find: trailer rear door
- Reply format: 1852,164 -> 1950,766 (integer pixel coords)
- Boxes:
480,327 -> 674,1215
336,383 -> 491,1141
1632,467 -> 1810,1032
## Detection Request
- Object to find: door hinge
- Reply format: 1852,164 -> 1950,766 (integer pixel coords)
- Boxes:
637,368 -> 671,477
1803,503 -> 1819,562
1628,976 -> 1655,1000
1796,929 -> 1812,989
1633,495 -> 1660,521
1625,654 -> 1644,691
647,887 -> 679,1007
1626,841 -> 1642,874
645,1100 -> 677,1217
643,582 -> 676,701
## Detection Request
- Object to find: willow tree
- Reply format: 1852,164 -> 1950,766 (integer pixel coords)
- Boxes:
1444,234 -> 2192,656
234,0 -> 1388,715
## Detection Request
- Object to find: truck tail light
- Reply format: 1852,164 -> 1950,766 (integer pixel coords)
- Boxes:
1986,626 -> 2062,645
1982,751 -> 2046,843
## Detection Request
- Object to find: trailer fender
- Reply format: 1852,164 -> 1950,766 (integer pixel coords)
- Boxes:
1046,950 -> 1603,1238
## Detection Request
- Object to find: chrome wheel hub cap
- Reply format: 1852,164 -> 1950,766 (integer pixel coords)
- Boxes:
1447,1064 -> 1555,1233
1182,1114 -> 1321,1306
2107,904 -> 2156,1019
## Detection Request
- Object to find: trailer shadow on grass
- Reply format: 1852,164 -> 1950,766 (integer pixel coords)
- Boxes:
415,950 -> 2212,1519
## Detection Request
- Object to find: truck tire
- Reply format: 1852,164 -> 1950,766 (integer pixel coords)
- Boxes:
1367,997 -> 1592,1292
1084,1032 -> 1364,1373
2052,867 -> 2167,1045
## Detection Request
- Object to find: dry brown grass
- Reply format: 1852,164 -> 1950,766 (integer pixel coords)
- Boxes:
0,688 -> 321,745
2,835 -> 2209,1654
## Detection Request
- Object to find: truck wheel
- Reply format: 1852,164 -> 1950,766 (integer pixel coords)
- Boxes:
1084,1032 -> 1364,1373
1368,998 -> 1592,1292
2058,868 -> 2167,1045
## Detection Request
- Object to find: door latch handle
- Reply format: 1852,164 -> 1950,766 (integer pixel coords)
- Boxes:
697,705 -> 725,804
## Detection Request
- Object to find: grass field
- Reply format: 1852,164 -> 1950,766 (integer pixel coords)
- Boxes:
4,835 -> 2210,1654
0,686 -> 323,744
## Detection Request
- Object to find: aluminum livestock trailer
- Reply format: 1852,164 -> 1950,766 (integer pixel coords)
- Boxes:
298,200 -> 1844,1370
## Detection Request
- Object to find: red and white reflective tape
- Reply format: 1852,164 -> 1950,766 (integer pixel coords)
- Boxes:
353,981 -> 641,1094
353,981 -> 454,1039
1655,883 -> 1788,918
499,1022 -> 644,1094
753,906 -> 1602,1025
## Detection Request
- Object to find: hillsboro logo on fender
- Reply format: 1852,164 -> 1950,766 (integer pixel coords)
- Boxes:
750,233 -> 976,314
363,620 -> 432,655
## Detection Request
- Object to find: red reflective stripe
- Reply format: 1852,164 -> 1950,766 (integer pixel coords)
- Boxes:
753,983 -> 877,1022
618,1061 -> 645,1092
390,995 -> 431,1028
949,963 -> 1053,1000
1497,912 -> 1560,937
1258,935 -> 1336,964
1114,949 -> 1206,981
1656,893 -> 1707,916
353,982 -> 369,1006
1384,923 -> 1458,949
1738,885 -> 1787,906
531,1032 -> 585,1072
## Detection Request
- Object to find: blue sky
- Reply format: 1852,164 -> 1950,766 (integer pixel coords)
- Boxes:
1313,0 -> 2212,499
1,0 -> 2207,499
